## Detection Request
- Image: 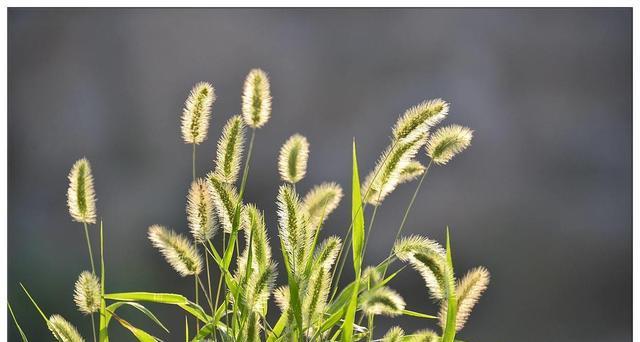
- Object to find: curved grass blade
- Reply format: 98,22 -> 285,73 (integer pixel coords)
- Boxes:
103,292 -> 212,323
108,309 -> 158,342
105,302 -> 169,333
8,302 -> 29,341
441,227 -> 458,342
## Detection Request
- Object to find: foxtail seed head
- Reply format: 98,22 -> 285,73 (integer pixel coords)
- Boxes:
48,314 -> 84,342
67,158 -> 97,224
208,174 -> 243,234
392,99 -> 449,141
181,82 -> 215,144
360,286 -> 406,317
213,115 -> 245,184
426,125 -> 473,165
148,225 -> 202,276
382,326 -> 405,342
302,182 -> 343,229
439,266 -> 490,331
187,178 -> 216,243
242,69 -> 272,129
394,235 -> 452,300
73,271 -> 100,315
278,134 -> 309,184
398,160 -> 426,184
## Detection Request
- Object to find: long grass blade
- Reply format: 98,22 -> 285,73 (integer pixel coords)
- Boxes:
8,302 -> 29,341
442,227 -> 458,342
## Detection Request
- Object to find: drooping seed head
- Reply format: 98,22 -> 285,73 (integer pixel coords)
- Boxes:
360,286 -> 406,317
213,115 -> 245,184
278,134 -> 309,184
302,182 -> 343,230
362,134 -> 427,205
398,160 -> 426,184
276,184 -> 309,272
382,326 -> 405,342
312,236 -> 342,272
208,174 -> 243,234
242,68 -> 272,129
73,271 -> 100,315
187,178 -> 216,243
67,158 -> 97,224
426,125 -> 473,165
439,266 -> 490,331
392,98 -> 449,141
181,82 -> 215,144
148,225 -> 202,276
48,314 -> 84,342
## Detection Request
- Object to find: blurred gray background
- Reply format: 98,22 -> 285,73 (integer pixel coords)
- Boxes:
8,8 -> 631,341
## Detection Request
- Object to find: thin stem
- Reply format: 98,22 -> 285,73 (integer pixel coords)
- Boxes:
90,314 -> 97,342
202,242 -> 214,314
367,314 -> 373,342
83,222 -> 96,274
194,275 -> 200,332
361,205 -> 380,260
196,275 -> 214,314
192,143 -> 196,181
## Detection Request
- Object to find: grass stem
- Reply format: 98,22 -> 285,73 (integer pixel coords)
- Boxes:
83,222 -> 96,274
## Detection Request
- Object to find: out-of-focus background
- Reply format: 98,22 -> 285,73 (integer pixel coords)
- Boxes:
8,8 -> 631,341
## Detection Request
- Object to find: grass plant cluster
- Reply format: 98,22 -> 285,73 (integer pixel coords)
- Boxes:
9,68 -> 490,342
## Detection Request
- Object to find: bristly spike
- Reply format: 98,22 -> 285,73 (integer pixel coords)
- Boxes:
426,125 -> 473,165
360,286 -> 406,317
243,203 -> 272,269
67,158 -> 97,224
48,314 -> 85,342
181,82 -> 215,144
242,68 -> 272,129
301,266 -> 331,335
244,261 -> 278,314
382,326 -> 405,342
407,329 -> 440,342
394,235 -> 452,300
187,178 -> 216,243
392,99 -> 449,141
278,134 -> 310,184
73,271 -> 100,315
208,174 -> 243,234
213,115 -> 245,184
398,160 -> 426,184
302,182 -> 343,229
276,184 -> 309,272
148,225 -> 202,276
438,266 -> 490,331
312,236 -> 342,271
273,285 -> 290,313
361,133 -> 427,205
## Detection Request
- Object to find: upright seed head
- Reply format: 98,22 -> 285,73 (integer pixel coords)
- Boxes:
426,125 -> 473,165
67,158 -> 97,224
148,225 -> 202,276
302,266 -> 331,333
213,115 -> 245,184
278,134 -> 309,184
382,326 -> 405,342
48,314 -> 84,342
273,285 -> 290,313
208,174 -> 243,234
361,134 -> 427,205
392,99 -> 449,141
302,182 -> 343,229
73,271 -> 100,315
242,68 -> 272,129
439,266 -> 490,331
187,178 -> 216,243
244,261 -> 278,314
243,204 -> 272,269
360,286 -> 406,317
181,82 -> 215,144
276,184 -> 309,272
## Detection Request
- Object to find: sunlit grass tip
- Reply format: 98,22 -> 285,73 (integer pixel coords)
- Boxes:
148,225 -> 202,276
426,124 -> 473,165
67,158 -> 97,224
439,266 -> 490,331
392,98 -> 449,141
187,178 -> 216,243
181,81 -> 215,144
303,182 -> 343,229
214,115 -> 245,184
278,134 -> 310,184
360,286 -> 406,317
242,68 -> 272,129
73,271 -> 100,315
48,314 -> 85,342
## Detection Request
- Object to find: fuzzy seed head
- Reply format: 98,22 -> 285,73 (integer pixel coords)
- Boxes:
73,271 -> 100,315
181,82 -> 215,144
67,158 -> 97,224
426,125 -> 473,165
277,184 -> 309,272
208,174 -> 243,233
243,204 -> 272,269
362,266 -> 382,285
303,182 -> 343,230
302,266 -> 331,332
278,134 -> 309,184
187,178 -> 216,242
244,261 -> 278,314
214,115 -> 245,184
439,266 -> 490,331
48,314 -> 84,342
394,235 -> 452,300
382,326 -> 405,342
242,69 -> 272,128
398,160 -> 426,184
312,236 -> 342,272
148,225 -> 202,276
273,285 -> 290,313
407,329 -> 439,342
360,286 -> 406,317
362,134 -> 427,205
392,98 -> 449,141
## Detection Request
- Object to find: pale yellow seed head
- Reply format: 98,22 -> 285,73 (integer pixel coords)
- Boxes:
187,178 -> 216,243
439,266 -> 490,331
426,125 -> 473,165
67,158 -> 97,224
48,314 -> 84,342
242,68 -> 272,128
392,98 -> 449,141
181,82 -> 215,144
394,235 -> 450,300
73,271 -> 101,314
382,326 -> 405,342
213,115 -> 245,184
278,134 -> 309,184
302,182 -> 343,229
208,174 -> 244,233
360,286 -> 406,317
398,160 -> 426,184
148,225 -> 202,276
